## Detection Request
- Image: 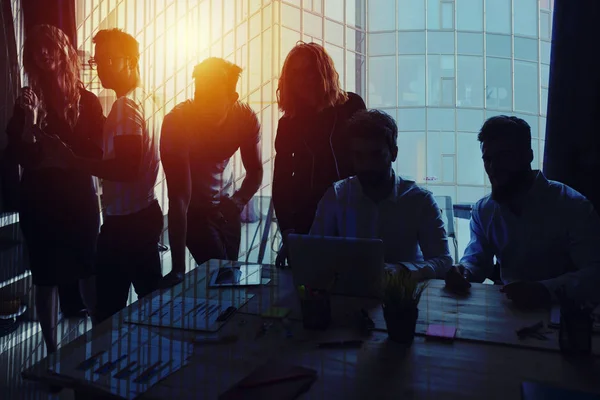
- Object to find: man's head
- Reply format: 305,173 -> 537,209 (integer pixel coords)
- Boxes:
91,29 -> 140,91
347,109 -> 398,188
478,115 -> 534,202
192,58 -> 241,123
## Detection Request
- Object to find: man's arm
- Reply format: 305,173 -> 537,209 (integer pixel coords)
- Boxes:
309,187 -> 338,237
160,115 -> 191,276
405,192 -> 453,280
70,97 -> 142,181
460,204 -> 495,283
233,123 -> 263,207
540,198 -> 600,304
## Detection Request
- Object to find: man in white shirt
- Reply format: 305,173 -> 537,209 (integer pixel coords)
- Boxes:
310,109 -> 452,280
45,29 -> 163,323
445,116 -> 600,308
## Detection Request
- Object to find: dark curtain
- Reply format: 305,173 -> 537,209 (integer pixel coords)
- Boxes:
543,0 -> 600,212
0,0 -> 21,213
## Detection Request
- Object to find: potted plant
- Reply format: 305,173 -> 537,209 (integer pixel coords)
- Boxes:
381,269 -> 428,345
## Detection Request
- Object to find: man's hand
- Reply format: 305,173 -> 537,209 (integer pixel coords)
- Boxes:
500,281 -> 551,309
161,271 -> 184,289
37,134 -> 75,169
445,264 -> 472,292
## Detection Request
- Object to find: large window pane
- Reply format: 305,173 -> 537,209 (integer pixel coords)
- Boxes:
368,0 -> 395,31
541,87 -> 548,116
427,131 -> 456,184
347,0 -> 366,29
485,57 -> 512,110
456,109 -> 484,132
485,0 -> 511,34
281,3 -> 301,30
514,37 -> 538,61
325,43 -> 345,84
540,11 -> 552,40
514,0 -> 538,37
304,11 -> 323,39
427,55 -> 455,106
369,56 -> 397,107
457,32 -> 483,55
398,55 -> 426,106
324,0 -> 344,22
486,34 -> 511,58
398,32 -> 426,54
396,131 -> 426,182
457,132 -> 485,185
427,0 -> 440,30
427,31 -> 455,54
457,56 -> 484,108
346,51 -> 365,95
398,0 -> 425,30
397,108 -> 426,131
427,108 -> 455,131
369,32 -> 396,56
325,19 -> 344,46
456,0 -> 483,31
514,61 -> 538,114
513,113 -> 539,139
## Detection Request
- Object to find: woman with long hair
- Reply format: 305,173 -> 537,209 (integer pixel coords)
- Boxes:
5,24 -> 104,353
273,42 -> 366,265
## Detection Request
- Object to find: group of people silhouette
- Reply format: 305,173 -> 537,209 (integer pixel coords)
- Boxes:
7,25 -> 600,356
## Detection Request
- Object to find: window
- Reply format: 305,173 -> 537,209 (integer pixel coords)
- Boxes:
485,34 -> 511,58
457,32 -> 483,55
427,108 -> 455,131
398,32 -> 426,54
282,4 -> 301,31
346,51 -> 365,95
369,32 -> 396,56
440,1 -> 455,30
457,132 -> 485,185
396,132 -> 426,182
485,0 -> 511,34
369,56 -> 397,107
397,108 -> 426,131
304,11 -> 323,38
427,131 -> 456,183
325,19 -> 344,46
456,0 -> 483,31
427,55 -> 455,106
398,0 -> 425,30
347,28 -> 366,54
485,57 -> 512,110
325,43 -> 345,83
514,37 -> 538,61
347,0 -> 366,29
457,56 -> 484,108
540,10 -> 552,40
324,0 -> 344,22
541,88 -> 548,116
456,109 -> 484,132
368,0 -> 395,31
513,113 -> 538,139
514,61 -> 538,114
541,64 -> 550,86
514,0 -> 538,37
398,55 -> 426,106
427,31 -> 455,54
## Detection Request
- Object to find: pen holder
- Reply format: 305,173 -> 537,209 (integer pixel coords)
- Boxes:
300,291 -> 331,330
559,308 -> 593,357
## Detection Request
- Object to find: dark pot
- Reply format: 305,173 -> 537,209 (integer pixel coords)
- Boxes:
383,305 -> 418,345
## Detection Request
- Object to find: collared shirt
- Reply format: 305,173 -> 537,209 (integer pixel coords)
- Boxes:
309,174 -> 452,279
101,87 -> 160,216
461,171 -> 600,303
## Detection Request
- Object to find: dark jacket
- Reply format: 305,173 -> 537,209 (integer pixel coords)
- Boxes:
273,92 -> 366,234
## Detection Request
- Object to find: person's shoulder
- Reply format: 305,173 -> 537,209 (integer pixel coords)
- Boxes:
341,92 -> 366,113
165,100 -> 193,121
546,178 -> 593,210
331,176 -> 361,199
230,101 -> 260,134
472,193 -> 494,215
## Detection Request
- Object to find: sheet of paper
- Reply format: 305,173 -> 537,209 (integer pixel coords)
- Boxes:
124,294 -> 253,332
48,326 -> 193,399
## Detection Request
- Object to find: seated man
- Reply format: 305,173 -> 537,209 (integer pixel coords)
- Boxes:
310,109 -> 452,281
445,116 -> 600,308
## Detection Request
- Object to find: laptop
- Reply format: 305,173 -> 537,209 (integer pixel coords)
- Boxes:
287,234 -> 385,298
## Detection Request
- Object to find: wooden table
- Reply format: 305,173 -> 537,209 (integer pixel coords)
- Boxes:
22,260 -> 600,399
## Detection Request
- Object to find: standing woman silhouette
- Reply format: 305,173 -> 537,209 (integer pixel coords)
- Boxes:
5,25 -> 104,353
273,42 -> 366,266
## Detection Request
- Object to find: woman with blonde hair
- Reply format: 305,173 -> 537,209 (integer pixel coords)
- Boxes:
273,42 -> 365,266
5,24 -> 104,353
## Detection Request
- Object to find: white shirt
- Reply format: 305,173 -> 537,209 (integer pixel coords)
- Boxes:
101,87 -> 160,216
461,171 -> 600,303
310,174 -> 452,279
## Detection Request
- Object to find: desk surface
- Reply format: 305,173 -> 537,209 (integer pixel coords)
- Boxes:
23,260 -> 600,399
